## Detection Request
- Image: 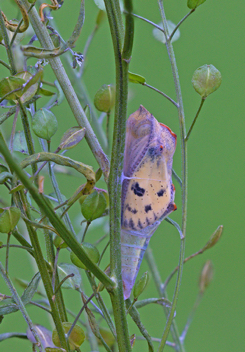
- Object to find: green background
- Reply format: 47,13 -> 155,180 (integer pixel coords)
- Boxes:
0,0 -> 244,351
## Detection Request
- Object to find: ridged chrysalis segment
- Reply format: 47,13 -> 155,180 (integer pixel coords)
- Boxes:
121,105 -> 177,299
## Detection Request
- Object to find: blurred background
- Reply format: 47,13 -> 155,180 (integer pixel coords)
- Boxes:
0,0 -> 244,351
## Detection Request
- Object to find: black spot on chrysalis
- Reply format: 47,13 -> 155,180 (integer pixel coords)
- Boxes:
145,204 -> 152,213
131,182 -> 145,197
157,189 -> 166,197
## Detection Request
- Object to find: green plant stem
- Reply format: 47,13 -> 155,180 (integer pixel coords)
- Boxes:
145,247 -> 185,352
180,292 -> 203,343
17,98 -> 37,177
0,131 -> 115,290
169,10 -> 195,41
0,262 -> 43,351
0,59 -> 11,71
21,0 -> 110,181
5,233 -> 11,275
0,11 -> 16,75
127,12 -> 165,33
185,98 -> 205,141
143,82 -> 178,107
0,95 -> 41,125
125,299 -> 154,352
85,273 -> 117,339
104,0 -> 134,351
16,190 -> 69,351
157,1 -> 188,350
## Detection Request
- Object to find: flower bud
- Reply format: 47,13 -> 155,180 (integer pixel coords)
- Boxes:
199,260 -> 214,294
81,190 -> 107,221
192,64 -> 222,98
94,84 -> 115,113
133,271 -> 149,299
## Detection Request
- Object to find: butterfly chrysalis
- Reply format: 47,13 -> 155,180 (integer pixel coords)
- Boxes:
121,105 -> 177,299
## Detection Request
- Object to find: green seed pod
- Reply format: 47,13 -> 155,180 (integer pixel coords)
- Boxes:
32,108 -> 58,140
0,207 -> 21,233
70,242 -> 100,269
81,190 -> 107,221
192,64 -> 222,98
199,260 -> 214,294
98,327 -> 115,348
133,271 -> 149,299
52,322 -> 85,351
187,0 -> 206,9
202,225 -> 223,252
94,84 -> 115,113
53,235 -> 68,249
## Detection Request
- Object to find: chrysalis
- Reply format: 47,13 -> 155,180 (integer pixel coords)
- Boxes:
121,105 -> 177,299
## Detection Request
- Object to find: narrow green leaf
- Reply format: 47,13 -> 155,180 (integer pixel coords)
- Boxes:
21,272 -> 41,305
128,71 -> 146,84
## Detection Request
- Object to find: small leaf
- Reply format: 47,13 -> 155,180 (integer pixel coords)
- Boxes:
15,71 -> 39,103
0,172 -> 12,184
81,191 -> 107,221
128,71 -> 146,84
135,297 -> 172,309
9,183 -> 25,194
58,263 -> 81,290
153,20 -> 180,44
32,108 -> 58,140
52,322 -> 85,351
0,207 -> 21,233
0,301 -> 18,315
187,0 -> 206,9
22,69 -> 43,94
59,127 -> 86,150
39,87 -> 55,96
13,131 -> 28,154
21,272 -> 41,305
133,272 -> 149,299
27,324 -> 55,348
95,168 -> 102,182
0,164 -> 8,173
0,76 -> 25,100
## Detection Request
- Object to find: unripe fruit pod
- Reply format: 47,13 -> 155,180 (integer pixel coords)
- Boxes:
32,108 -> 58,140
0,207 -> 21,233
199,260 -> 214,294
133,271 -> 149,299
53,235 -> 68,249
70,242 -> 100,269
52,322 -> 85,350
192,64 -> 222,99
94,84 -> 115,113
